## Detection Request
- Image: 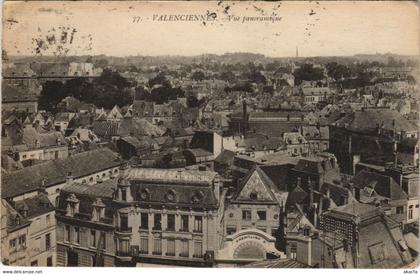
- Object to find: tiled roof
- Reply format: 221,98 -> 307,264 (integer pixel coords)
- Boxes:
2,148 -> 121,199
22,127 -> 67,150
92,120 -> 120,137
118,118 -> 165,137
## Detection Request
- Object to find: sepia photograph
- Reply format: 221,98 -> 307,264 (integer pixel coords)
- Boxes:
1,0 -> 419,270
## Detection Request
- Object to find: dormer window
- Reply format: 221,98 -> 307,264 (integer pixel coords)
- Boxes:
92,198 -> 105,222
66,194 -> 79,217
121,188 -> 127,201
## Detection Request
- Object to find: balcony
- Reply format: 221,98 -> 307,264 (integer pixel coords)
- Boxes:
116,250 -> 132,257
165,252 -> 175,256
193,254 -> 204,259
179,253 -> 189,258
115,227 -> 132,236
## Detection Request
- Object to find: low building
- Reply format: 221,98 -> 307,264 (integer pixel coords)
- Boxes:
301,87 -> 332,104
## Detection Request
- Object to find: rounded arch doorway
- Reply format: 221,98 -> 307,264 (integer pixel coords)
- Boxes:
233,241 -> 266,260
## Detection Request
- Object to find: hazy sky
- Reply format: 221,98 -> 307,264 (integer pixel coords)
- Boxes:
3,1 -> 420,57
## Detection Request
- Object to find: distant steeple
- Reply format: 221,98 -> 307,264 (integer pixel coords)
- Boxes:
296,46 -> 299,58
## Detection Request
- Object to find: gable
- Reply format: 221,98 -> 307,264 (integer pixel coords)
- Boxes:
235,169 -> 276,203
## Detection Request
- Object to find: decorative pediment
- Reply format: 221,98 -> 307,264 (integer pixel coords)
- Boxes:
235,168 -> 276,203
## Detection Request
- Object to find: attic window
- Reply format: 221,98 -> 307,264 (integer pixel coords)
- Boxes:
166,190 -> 176,202
139,188 -> 150,200
191,190 -> 204,204
249,192 -> 258,200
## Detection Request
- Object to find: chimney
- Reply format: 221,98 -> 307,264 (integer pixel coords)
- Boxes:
66,172 -> 74,184
308,177 -> 314,206
242,100 -> 247,134
325,186 -> 330,198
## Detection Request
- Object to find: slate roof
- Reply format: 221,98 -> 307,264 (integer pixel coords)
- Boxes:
325,202 -> 380,222
1,199 -> 30,232
14,193 -> 54,219
334,108 -> 417,133
244,259 -> 309,268
233,166 -> 283,204
351,170 -> 408,200
3,63 -> 37,78
286,185 -> 308,208
126,168 -> 218,186
54,112 -> 73,123
57,180 -> 116,222
320,182 -> 351,206
293,157 -> 331,175
130,180 -> 218,209
214,149 -> 236,165
2,148 -> 121,199
2,83 -> 38,102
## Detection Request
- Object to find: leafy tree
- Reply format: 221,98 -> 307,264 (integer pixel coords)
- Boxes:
38,69 -> 133,112
265,61 -> 281,71
293,63 -> 325,85
38,81 -> 65,111
219,70 -> 236,83
148,72 -> 170,88
326,62 -> 351,81
191,70 -> 206,81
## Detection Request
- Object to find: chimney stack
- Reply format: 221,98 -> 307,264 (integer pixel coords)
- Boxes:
66,172 -> 74,184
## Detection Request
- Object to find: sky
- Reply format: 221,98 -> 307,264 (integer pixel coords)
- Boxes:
3,1 -> 420,58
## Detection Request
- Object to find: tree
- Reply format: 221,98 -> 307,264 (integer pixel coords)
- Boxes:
38,69 -> 133,112
219,70 -> 236,83
38,81 -> 66,111
148,72 -> 170,88
191,70 -> 206,81
326,62 -> 351,81
293,63 -> 325,85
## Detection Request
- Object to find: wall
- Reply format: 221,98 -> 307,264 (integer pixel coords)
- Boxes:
28,211 -> 56,266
